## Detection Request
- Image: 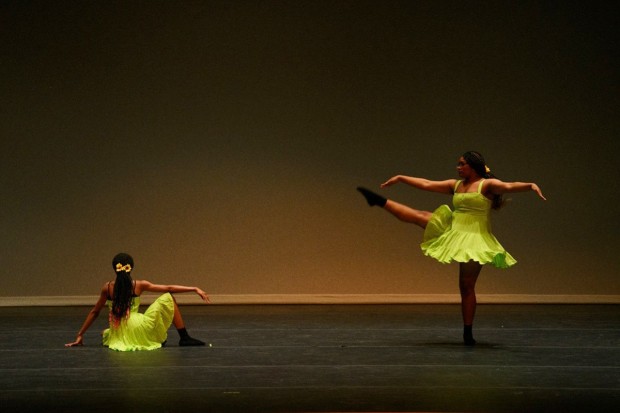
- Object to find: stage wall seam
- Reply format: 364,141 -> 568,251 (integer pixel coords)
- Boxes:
0,294 -> 619,306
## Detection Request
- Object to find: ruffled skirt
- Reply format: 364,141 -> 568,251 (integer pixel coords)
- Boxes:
421,205 -> 516,269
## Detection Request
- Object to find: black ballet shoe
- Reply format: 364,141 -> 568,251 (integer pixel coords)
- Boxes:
179,336 -> 206,346
463,335 -> 477,346
357,187 -> 387,207
463,325 -> 476,346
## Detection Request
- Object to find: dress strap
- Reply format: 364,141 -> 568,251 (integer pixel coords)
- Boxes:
477,179 -> 486,194
454,180 -> 462,192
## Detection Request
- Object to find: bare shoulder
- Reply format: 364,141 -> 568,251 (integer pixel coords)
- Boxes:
482,178 -> 503,192
133,279 -> 151,294
441,178 -> 458,193
433,178 -> 458,193
100,281 -> 111,294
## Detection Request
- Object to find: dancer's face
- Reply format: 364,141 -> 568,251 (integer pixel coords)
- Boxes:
456,157 -> 472,178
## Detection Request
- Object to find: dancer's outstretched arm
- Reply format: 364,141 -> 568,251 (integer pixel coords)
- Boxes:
135,280 -> 210,303
381,175 -> 456,194
484,179 -> 546,200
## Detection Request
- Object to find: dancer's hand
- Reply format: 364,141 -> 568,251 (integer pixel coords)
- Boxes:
65,335 -> 83,347
196,288 -> 211,303
380,175 -> 401,188
532,184 -> 546,201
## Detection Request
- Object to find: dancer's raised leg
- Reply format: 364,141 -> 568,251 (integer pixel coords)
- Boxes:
384,200 -> 433,228
357,187 -> 432,228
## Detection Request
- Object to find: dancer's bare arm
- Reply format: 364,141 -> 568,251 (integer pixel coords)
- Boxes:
381,175 -> 456,194
136,280 -> 210,303
484,179 -> 546,200
65,284 -> 108,347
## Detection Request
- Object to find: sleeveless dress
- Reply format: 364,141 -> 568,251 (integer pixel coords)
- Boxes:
420,179 -> 516,268
102,292 -> 175,351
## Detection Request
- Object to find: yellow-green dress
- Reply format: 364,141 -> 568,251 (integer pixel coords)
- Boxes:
102,292 -> 175,351
421,179 -> 516,268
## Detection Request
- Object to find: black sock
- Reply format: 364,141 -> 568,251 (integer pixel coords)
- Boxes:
177,327 -> 189,339
357,187 -> 387,207
463,325 -> 476,346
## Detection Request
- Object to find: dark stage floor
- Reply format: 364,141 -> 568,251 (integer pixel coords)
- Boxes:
0,304 -> 618,412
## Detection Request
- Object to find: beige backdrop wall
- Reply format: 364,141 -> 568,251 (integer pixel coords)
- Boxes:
2,1 -> 618,304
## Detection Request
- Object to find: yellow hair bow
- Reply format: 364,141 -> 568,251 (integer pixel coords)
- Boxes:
115,263 -> 132,273
485,165 -> 491,174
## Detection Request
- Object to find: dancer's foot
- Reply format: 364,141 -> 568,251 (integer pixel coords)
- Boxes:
179,336 -> 206,346
357,187 -> 387,207
177,327 -> 205,346
463,335 -> 477,346
463,325 -> 476,346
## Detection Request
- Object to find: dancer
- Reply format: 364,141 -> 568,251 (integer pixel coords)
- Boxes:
357,151 -> 545,345
65,253 -> 210,350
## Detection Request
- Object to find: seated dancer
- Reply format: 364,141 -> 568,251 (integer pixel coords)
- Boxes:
66,253 -> 210,351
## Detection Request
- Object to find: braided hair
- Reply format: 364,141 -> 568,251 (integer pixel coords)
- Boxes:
110,253 -> 135,327
462,151 -> 504,210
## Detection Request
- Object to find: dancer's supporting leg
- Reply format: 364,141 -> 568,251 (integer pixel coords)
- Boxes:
171,296 -> 205,346
459,261 -> 482,346
357,187 -> 432,228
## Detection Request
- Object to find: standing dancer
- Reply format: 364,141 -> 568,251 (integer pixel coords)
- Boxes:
66,253 -> 210,350
357,151 -> 545,345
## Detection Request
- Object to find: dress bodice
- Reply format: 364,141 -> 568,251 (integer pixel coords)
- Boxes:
453,192 -> 491,216
452,180 -> 491,217
106,296 -> 141,313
